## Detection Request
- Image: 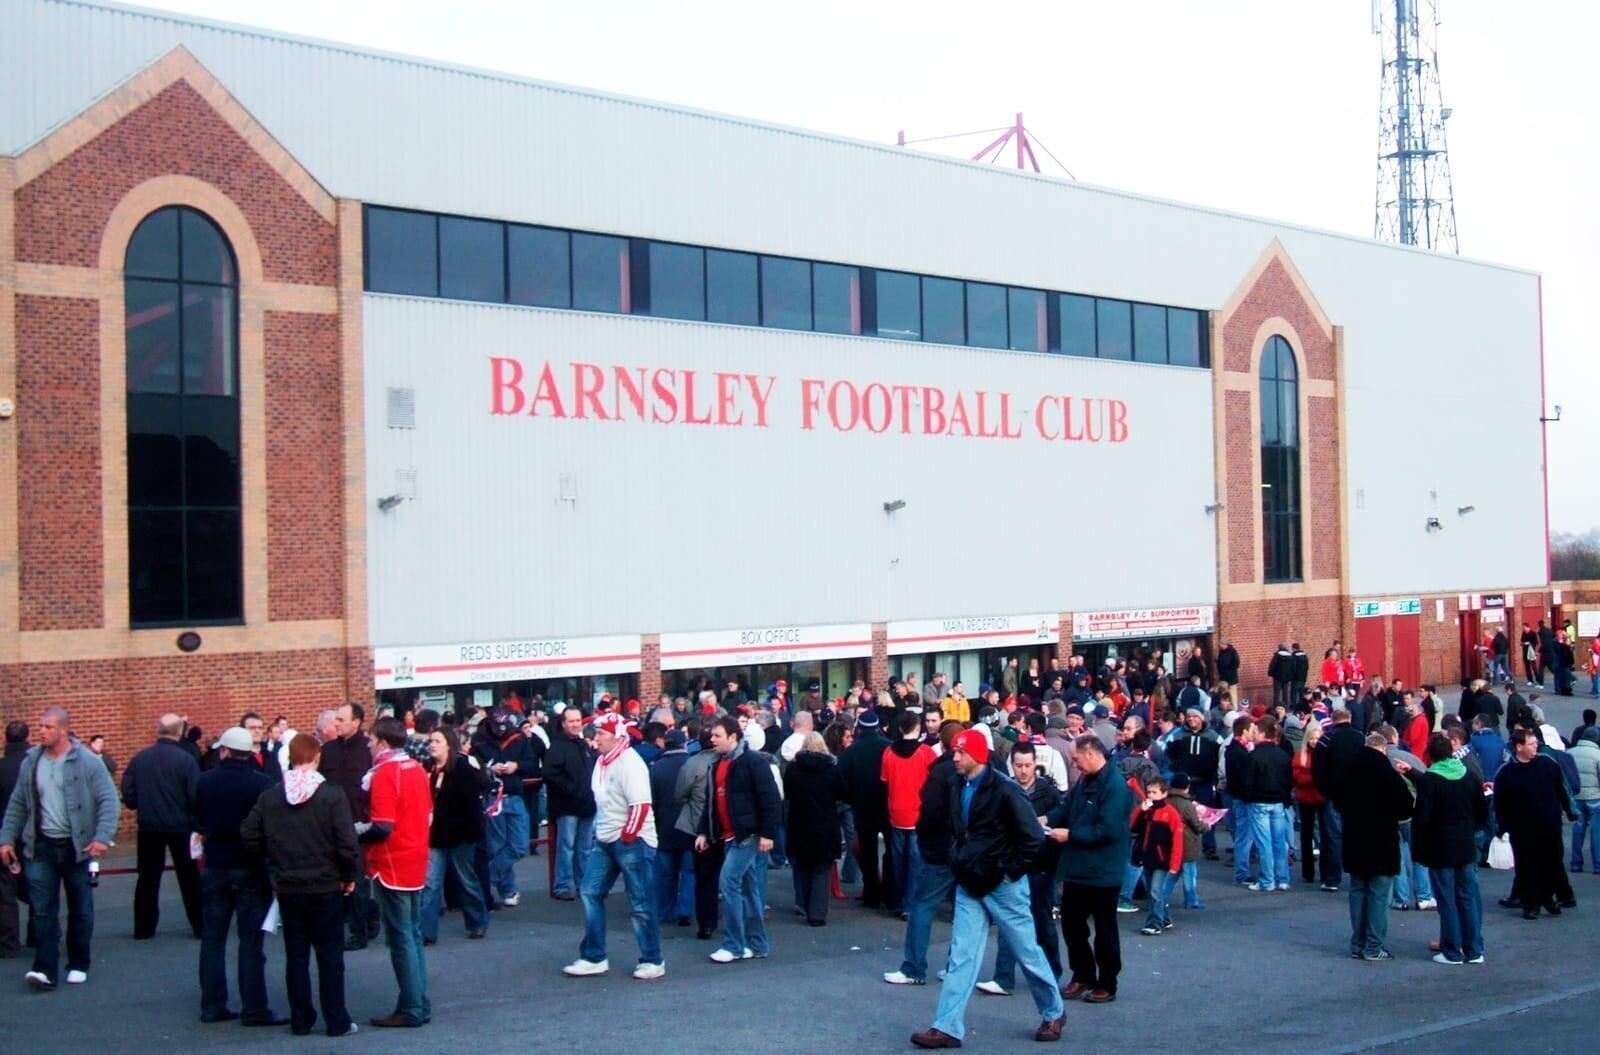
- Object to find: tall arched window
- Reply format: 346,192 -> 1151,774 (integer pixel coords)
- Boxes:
1260,334 -> 1301,583
124,206 -> 242,625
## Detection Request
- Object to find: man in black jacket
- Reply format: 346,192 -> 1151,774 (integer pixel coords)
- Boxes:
473,708 -> 538,908
121,712 -> 203,939
979,741 -> 1063,996
1223,716 -> 1257,885
1216,640 -> 1241,687
1405,732 -> 1488,962
195,727 -> 283,1025
648,731 -> 694,926
545,706 -> 597,901
885,722 -> 960,986
838,711 -> 894,910
319,703 -> 374,950
0,720 -> 30,958
1267,644 -> 1292,708
1495,727 -> 1576,919
1289,644 -> 1309,703
1241,717 -> 1294,891
696,717 -> 780,963
1167,709 -> 1221,859
911,730 -> 1065,1048
1335,734 -> 1414,960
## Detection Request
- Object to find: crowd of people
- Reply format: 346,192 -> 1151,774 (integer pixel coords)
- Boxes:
0,633 -> 1597,1047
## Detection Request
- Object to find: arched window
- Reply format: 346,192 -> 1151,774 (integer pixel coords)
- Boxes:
124,206 -> 241,625
1260,335 -> 1301,583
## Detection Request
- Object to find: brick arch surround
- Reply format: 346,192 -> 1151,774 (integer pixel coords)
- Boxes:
0,48 -> 368,807
1211,241 -> 1348,698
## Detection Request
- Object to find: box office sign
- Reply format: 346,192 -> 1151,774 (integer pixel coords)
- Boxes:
886,614 -> 1060,656
657,623 -> 874,672
1071,606 -> 1215,642
374,634 -> 642,689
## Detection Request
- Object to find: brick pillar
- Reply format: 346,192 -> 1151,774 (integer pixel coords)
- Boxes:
1058,612 -> 1074,659
639,633 -> 662,705
870,622 -> 889,693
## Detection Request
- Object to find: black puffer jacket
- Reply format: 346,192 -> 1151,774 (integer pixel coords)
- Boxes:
1241,740 -> 1294,805
1410,766 -> 1487,869
701,745 -> 781,843
947,765 -> 1043,898
543,732 -> 596,819
429,755 -> 489,850
240,779 -> 360,896
916,753 -> 959,865
782,751 -> 846,864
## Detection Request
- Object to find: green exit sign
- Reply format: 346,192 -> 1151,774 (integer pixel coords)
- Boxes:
1354,602 -> 1381,618
1394,599 -> 1422,615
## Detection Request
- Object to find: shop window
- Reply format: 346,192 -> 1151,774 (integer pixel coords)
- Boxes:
1133,303 -> 1167,363
966,283 -> 1008,349
636,240 -> 705,321
439,215 -> 505,302
1095,298 -> 1132,360
125,206 -> 242,626
1058,293 -> 1096,357
364,206 -> 437,296
1260,334 -> 1302,582
507,224 -> 571,308
871,270 -> 921,341
707,250 -> 759,326
572,232 -> 629,313
922,276 -> 965,345
761,255 -> 812,330
813,263 -> 861,335
1008,288 -> 1047,353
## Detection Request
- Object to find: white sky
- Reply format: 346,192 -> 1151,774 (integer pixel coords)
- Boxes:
148,0 -> 1598,531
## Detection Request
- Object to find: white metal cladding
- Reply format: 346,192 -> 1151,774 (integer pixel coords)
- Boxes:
362,295 -> 1218,647
4,0 -> 1547,597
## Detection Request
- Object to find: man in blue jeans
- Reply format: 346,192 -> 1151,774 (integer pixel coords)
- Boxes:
194,727 -> 283,1025
473,708 -> 538,908
563,714 -> 664,979
697,718 -> 780,964
0,706 -> 120,991
912,730 -> 1064,1048
882,711 -> 936,919
361,718 -> 434,1029
544,706 -> 597,901
884,723 -> 960,987
1335,733 -> 1415,960
1243,716 -> 1294,892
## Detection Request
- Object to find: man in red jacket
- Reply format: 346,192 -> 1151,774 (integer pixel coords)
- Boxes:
360,717 -> 433,1029
882,711 -> 936,918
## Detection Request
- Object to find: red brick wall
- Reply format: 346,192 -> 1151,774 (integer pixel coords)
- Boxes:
16,294 -> 104,631
14,80 -> 336,286
1221,258 -> 1336,381
1307,395 -> 1341,582
1225,391 -> 1255,584
1217,595 -> 1344,700
265,311 -> 344,621
639,635 -> 662,707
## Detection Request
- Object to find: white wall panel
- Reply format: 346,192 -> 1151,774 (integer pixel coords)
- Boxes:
363,296 -> 1216,646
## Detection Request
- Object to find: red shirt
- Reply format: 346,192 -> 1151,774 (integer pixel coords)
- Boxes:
366,754 -> 432,890
880,742 -> 935,829
713,757 -> 735,841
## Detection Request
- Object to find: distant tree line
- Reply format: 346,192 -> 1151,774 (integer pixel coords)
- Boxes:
1552,535 -> 1600,580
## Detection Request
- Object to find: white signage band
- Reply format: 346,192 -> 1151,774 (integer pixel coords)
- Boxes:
886,614 -> 1059,656
374,634 -> 643,689
658,623 -> 873,671
1070,606 -> 1215,643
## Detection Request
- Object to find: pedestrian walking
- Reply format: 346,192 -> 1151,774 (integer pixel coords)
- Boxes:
978,740 -> 1063,993
696,717 -> 780,964
839,710 -> 895,911
0,707 -> 120,990
121,712 -> 203,939
472,707 -> 537,909
649,728 -> 695,927
420,727 -> 489,944
360,717 -> 434,1028
882,710 -> 936,917
884,721 -> 960,987
0,720 -> 31,960
194,727 -> 283,1025
544,705 -> 597,901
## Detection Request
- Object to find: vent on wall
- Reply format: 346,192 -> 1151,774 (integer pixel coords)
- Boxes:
395,468 -> 417,500
387,387 -> 416,429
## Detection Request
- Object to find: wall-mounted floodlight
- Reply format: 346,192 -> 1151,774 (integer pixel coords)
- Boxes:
1457,505 -> 1475,516
883,499 -> 906,514
1205,502 -> 1225,514
1540,405 -> 1562,423
376,494 -> 405,512
1425,516 -> 1442,532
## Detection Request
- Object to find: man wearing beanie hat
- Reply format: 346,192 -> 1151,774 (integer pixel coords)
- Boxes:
911,729 -> 1065,1048
839,709 -> 895,912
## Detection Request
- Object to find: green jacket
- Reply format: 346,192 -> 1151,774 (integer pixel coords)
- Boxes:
0,740 -> 121,863
1045,762 -> 1134,887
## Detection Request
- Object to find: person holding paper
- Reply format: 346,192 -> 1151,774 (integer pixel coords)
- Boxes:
194,726 -> 283,1026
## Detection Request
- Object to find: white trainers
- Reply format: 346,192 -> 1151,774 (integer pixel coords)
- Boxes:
562,958 -> 610,977
883,970 -> 926,986
24,970 -> 54,990
502,893 -> 521,908
975,980 -> 1012,996
1417,898 -> 1437,911
65,970 -> 87,985
632,962 -> 666,980
1467,954 -> 1485,964
1431,952 -> 1464,965
1275,883 -> 1291,892
708,947 -> 753,964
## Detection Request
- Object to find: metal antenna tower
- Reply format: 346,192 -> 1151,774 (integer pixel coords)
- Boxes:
1373,0 -> 1459,252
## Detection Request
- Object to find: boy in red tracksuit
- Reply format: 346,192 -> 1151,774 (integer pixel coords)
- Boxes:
1130,777 -> 1183,936
880,710 -> 936,915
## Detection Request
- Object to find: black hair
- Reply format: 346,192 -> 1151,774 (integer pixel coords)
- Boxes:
897,710 -> 922,736
713,716 -> 741,740
371,716 -> 407,748
1010,740 -> 1036,759
413,709 -> 441,735
6,721 -> 30,743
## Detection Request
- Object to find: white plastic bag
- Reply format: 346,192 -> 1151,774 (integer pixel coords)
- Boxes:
1487,834 -> 1515,870
261,898 -> 281,934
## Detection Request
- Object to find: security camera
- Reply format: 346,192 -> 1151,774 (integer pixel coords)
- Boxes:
1425,516 -> 1442,532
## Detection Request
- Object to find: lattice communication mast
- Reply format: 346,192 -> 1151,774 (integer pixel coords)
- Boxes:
1373,0 -> 1459,253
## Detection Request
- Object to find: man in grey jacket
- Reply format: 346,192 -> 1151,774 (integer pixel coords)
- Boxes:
0,706 -> 120,990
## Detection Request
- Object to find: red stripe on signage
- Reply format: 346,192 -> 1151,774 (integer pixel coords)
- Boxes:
887,626 -> 1058,647
375,653 -> 641,675
659,639 -> 873,660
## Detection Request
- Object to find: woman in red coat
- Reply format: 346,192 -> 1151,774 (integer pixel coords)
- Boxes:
1320,648 -> 1345,691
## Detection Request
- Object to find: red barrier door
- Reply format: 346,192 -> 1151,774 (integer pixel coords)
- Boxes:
1457,609 -> 1481,684
1391,614 -> 1421,688
1354,617 -> 1387,685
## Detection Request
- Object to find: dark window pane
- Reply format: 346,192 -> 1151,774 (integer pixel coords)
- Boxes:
966,283 -> 1007,349
571,232 -> 627,313
1168,309 -> 1201,367
507,225 -> 571,308
760,256 -> 811,330
180,210 -> 235,285
125,208 -> 179,280
1277,337 -> 1297,381
439,216 -> 505,302
1058,294 -> 1095,357
181,286 -> 236,396
1009,288 -> 1046,353
645,242 -> 705,321
874,270 -> 920,341
129,509 -> 184,624
1260,378 -> 1280,445
706,250 -> 758,326
1279,379 -> 1298,448
365,208 -> 437,296
922,276 -> 965,345
127,395 -> 182,507
1133,303 -> 1167,363
1095,299 -> 1132,360
182,398 -> 240,507
813,263 -> 860,335
126,280 -> 181,394
1261,446 -> 1285,513
185,509 -> 242,621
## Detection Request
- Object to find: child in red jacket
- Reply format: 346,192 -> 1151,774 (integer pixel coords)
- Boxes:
1131,777 -> 1184,936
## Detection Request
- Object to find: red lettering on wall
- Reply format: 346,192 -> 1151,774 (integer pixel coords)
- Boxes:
1082,398 -> 1104,442
715,372 -> 744,427
892,384 -> 916,434
1034,395 -> 1058,441
746,374 -> 776,427
828,381 -> 860,431
1062,396 -> 1083,441
862,382 -> 892,434
975,390 -> 999,438
572,362 -> 609,420
999,393 -> 1024,439
800,378 -> 824,430
1109,399 -> 1129,443
490,356 -> 526,415
613,366 -> 646,420
529,361 -> 568,418
947,392 -> 973,437
681,369 -> 713,425
923,387 -> 947,435
650,368 -> 678,423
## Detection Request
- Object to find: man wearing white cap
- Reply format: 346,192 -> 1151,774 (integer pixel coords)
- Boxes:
563,713 -> 662,980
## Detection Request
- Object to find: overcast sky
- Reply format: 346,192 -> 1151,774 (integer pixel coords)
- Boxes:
150,0 -> 1598,532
